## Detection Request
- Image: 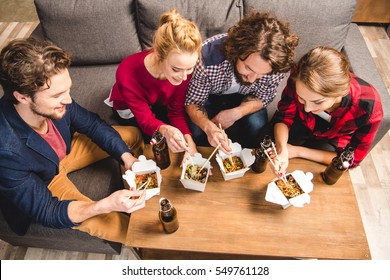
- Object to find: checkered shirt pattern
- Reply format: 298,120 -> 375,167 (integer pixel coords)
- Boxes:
185,34 -> 285,107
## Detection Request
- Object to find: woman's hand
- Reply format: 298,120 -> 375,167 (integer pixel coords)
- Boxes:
180,135 -> 198,167
272,146 -> 289,177
159,125 -> 189,153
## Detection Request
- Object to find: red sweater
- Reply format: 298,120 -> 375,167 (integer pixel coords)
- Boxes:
110,50 -> 192,136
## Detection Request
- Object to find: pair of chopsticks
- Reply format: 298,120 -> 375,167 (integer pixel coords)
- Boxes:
128,178 -> 150,200
262,142 -> 289,186
197,143 -> 221,174
196,124 -> 233,174
218,124 -> 234,167
137,177 -> 151,191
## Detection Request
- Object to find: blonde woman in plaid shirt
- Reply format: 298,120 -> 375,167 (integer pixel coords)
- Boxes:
185,12 -> 298,153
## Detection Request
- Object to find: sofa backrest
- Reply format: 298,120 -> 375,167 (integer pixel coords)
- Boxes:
34,0 -> 357,66
243,0 -> 357,61
34,0 -> 141,66
135,0 -> 241,50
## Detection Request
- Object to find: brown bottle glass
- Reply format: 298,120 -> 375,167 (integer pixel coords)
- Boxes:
150,131 -> 170,170
321,147 -> 354,185
251,135 -> 273,173
159,198 -> 179,234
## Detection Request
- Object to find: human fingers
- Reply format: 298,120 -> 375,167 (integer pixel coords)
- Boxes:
176,136 -> 190,153
217,132 -> 231,154
127,190 -> 146,212
167,131 -> 189,153
180,151 -> 191,168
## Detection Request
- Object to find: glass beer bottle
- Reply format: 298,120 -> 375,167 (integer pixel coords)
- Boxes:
159,198 -> 179,234
321,147 -> 354,185
150,130 -> 170,170
251,135 -> 273,173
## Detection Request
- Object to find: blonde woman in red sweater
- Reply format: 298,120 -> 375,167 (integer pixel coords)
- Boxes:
106,9 -> 202,165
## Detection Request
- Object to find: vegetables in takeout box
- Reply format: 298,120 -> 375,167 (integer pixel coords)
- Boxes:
265,170 -> 314,209
122,155 -> 161,200
216,141 -> 255,181
180,153 -> 210,192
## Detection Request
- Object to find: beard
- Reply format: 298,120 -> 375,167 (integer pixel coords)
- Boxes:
29,102 -> 66,120
233,65 -> 251,86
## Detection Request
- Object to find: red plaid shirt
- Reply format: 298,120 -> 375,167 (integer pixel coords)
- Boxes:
273,71 -> 383,167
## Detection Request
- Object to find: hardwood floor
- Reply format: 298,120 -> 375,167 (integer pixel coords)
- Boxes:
0,22 -> 38,50
0,21 -> 389,259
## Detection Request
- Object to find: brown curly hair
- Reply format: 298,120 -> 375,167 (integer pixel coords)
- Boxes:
223,11 -> 299,73
0,38 -> 72,104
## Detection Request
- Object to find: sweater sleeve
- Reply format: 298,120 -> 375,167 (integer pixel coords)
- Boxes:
166,77 -> 192,135
272,74 -> 298,129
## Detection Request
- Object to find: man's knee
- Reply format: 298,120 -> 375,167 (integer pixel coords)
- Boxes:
245,109 -> 268,132
114,126 -> 144,156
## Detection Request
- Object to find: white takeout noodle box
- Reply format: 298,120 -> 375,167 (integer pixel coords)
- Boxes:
265,170 -> 314,209
180,153 -> 211,192
122,155 -> 161,200
216,141 -> 255,181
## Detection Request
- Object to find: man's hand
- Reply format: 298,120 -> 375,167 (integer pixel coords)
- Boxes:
211,108 -> 241,130
205,123 -> 231,154
98,189 -> 147,214
118,189 -> 147,213
68,189 -> 146,223
121,152 -> 139,170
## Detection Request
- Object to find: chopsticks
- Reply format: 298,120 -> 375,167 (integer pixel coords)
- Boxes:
262,142 -> 289,186
197,143 -> 221,174
137,177 -> 151,191
219,123 -> 234,167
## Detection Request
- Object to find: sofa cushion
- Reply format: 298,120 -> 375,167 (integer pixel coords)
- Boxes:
34,0 -> 141,65
136,0 -> 241,49
243,0 -> 357,61
68,64 -> 118,125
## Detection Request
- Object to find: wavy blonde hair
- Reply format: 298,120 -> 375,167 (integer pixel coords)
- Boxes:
294,46 -> 351,97
153,9 -> 202,61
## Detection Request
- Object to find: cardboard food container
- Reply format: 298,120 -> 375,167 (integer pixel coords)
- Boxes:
122,155 -> 162,200
265,170 -> 314,209
215,141 -> 255,181
180,153 -> 211,192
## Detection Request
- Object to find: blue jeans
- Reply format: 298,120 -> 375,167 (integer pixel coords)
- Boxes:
189,94 -> 268,148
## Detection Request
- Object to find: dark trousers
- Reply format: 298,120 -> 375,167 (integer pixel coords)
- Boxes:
188,94 -> 268,148
268,114 -> 337,152
288,119 -> 337,151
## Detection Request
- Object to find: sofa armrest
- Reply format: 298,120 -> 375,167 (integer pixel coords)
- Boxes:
343,23 -> 390,148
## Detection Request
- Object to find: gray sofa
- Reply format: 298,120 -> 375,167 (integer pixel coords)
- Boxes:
1,0 -> 389,255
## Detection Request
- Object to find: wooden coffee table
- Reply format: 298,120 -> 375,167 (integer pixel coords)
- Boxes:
125,146 -> 371,260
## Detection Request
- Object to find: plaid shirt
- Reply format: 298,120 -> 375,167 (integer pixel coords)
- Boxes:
185,34 -> 285,106
273,71 -> 383,167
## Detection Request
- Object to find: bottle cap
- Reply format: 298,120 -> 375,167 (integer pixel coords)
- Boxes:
342,161 -> 350,169
150,138 -> 157,145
